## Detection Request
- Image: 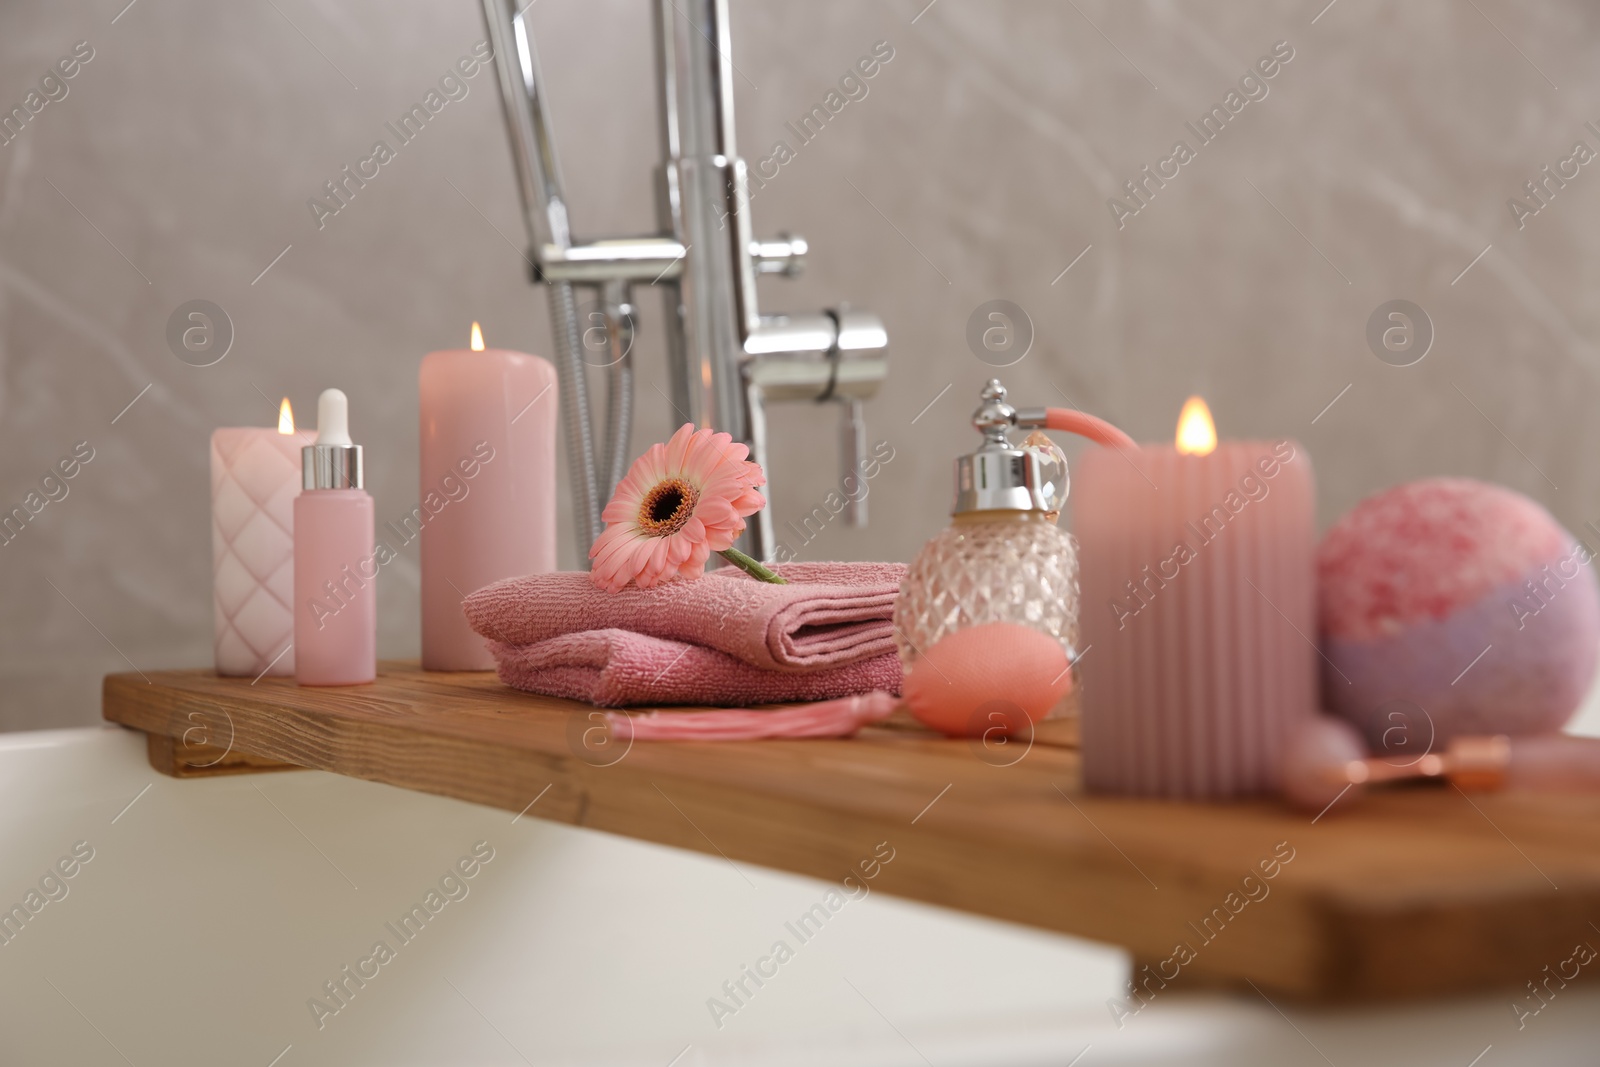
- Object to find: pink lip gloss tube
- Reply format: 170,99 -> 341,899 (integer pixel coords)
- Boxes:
419,323 -> 557,670
295,388 -> 376,686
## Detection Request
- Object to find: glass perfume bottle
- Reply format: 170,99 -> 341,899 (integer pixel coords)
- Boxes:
894,379 -> 1133,698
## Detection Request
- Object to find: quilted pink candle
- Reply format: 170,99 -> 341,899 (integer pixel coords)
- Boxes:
1075,398 -> 1317,798
419,322 -> 557,670
210,400 -> 314,677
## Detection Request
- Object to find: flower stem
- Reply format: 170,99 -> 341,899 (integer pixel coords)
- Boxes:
718,547 -> 789,584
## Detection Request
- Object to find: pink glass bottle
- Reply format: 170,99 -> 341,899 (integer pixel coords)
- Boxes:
419,323 -> 557,670
294,388 -> 376,686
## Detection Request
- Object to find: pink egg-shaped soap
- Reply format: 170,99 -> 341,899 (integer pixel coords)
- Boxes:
1318,477 -> 1600,753
903,622 -> 1072,738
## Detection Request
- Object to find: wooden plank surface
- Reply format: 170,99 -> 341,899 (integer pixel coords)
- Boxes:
145,730 -> 302,777
103,664 -> 1600,1001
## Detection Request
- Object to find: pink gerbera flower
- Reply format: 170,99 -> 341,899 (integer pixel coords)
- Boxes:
589,423 -> 782,593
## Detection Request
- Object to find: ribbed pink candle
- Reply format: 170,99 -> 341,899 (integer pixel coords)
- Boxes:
1075,417 -> 1316,798
210,416 -> 314,677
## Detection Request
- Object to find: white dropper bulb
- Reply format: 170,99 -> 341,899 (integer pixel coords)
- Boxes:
315,388 -> 352,446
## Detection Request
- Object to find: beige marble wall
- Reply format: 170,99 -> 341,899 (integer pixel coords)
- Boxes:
2,0 -> 1595,729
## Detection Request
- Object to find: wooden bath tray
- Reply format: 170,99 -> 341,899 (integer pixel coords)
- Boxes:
103,663 -> 1600,1002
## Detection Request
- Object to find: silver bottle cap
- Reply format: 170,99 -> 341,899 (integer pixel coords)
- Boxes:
952,379 -> 1067,515
303,443 -> 363,490
302,387 -> 364,490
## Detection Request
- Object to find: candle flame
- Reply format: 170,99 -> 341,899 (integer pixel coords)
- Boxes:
1175,396 -> 1216,456
278,398 -> 295,435
470,321 -> 485,351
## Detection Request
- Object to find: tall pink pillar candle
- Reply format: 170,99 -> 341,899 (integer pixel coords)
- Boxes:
419,326 -> 557,670
1075,421 -> 1317,798
210,415 -> 313,677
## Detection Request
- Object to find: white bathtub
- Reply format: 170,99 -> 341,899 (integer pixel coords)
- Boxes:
2,725 -> 1597,1066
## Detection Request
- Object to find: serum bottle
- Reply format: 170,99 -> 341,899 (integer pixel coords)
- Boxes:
294,388 -> 376,686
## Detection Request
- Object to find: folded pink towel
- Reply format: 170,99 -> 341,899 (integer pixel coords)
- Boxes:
465,561 -> 906,672
489,629 -> 903,707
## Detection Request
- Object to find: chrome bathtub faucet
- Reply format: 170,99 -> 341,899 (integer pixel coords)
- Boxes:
479,0 -> 888,563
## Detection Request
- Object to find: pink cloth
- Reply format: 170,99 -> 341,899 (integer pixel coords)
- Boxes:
465,561 -> 905,672
606,691 -> 899,740
488,629 -> 903,707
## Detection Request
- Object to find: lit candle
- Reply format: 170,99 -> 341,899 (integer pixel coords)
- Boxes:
211,399 -> 314,677
419,322 -> 557,670
1075,398 -> 1317,797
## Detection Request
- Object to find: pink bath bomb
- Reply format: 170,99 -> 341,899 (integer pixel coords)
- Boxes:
1318,478 -> 1599,752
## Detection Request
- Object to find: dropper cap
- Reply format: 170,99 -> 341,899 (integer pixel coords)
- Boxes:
302,388 -> 364,489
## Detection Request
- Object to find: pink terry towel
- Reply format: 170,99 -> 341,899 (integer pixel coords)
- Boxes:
465,561 -> 906,672
489,630 -> 904,707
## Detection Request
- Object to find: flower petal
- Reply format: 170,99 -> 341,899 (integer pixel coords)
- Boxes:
590,536 -> 648,591
663,423 -> 696,478
588,524 -> 633,561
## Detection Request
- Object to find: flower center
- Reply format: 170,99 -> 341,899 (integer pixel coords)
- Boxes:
638,478 -> 699,536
